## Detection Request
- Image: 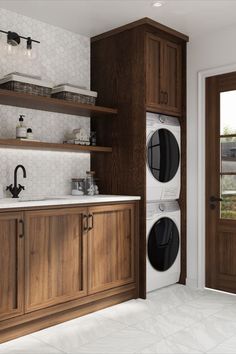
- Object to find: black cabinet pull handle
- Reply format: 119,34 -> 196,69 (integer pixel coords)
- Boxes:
88,213 -> 94,230
19,219 -> 24,238
83,214 -> 88,233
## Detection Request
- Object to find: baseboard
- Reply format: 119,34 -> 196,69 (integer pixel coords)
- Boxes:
0,289 -> 136,344
186,277 -> 198,289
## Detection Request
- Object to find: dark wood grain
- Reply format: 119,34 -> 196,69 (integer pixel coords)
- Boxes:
0,89 -> 117,117
146,34 -> 182,117
0,139 -> 112,153
91,26 -> 147,298
91,17 -> 189,43
206,71 -> 236,293
146,33 -> 163,109
91,19 -> 187,297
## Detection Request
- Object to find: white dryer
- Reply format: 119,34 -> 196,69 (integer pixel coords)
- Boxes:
146,112 -> 180,201
146,200 -> 181,292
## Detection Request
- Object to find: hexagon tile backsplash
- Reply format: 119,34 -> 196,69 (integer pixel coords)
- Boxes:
0,8 -> 91,198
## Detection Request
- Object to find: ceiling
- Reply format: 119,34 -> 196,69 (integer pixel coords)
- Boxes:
0,0 -> 236,39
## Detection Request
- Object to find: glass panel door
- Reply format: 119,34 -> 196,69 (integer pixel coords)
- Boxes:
220,91 -> 236,219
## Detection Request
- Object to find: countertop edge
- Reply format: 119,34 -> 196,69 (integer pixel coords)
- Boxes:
0,195 -> 141,210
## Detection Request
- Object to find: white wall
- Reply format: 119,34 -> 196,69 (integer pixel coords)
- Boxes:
187,24 -> 236,287
0,9 -> 90,198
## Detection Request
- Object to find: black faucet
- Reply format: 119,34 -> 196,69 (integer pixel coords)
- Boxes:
6,165 -> 27,198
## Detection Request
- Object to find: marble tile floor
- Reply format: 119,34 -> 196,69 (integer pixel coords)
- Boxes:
1,284 -> 236,354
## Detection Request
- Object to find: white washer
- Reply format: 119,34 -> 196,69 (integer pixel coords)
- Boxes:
146,200 -> 181,292
146,112 -> 181,201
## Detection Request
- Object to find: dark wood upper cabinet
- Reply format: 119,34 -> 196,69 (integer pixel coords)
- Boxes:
0,212 -> 24,321
87,204 -> 135,294
91,18 -> 188,298
25,208 -> 88,312
146,33 -> 182,116
146,34 -> 164,108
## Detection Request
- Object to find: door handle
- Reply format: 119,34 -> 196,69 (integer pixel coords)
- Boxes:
19,219 -> 24,238
88,213 -> 94,231
83,214 -> 88,233
209,196 -> 223,210
210,196 -> 223,203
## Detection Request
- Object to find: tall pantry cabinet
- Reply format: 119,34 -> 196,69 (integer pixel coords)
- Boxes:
91,18 -> 188,298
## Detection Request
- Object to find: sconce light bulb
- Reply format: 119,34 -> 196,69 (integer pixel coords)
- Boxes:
7,43 -> 12,53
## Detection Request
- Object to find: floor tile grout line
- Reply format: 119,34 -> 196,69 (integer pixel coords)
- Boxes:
31,321 -> 131,353
204,332 -> 236,354
28,334 -> 68,354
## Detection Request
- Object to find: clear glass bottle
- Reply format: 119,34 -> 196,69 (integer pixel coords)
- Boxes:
85,171 -> 96,196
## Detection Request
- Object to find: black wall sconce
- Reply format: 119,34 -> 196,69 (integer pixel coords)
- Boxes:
0,30 -> 40,57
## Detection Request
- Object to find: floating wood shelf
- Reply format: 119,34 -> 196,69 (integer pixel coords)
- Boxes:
0,139 -> 112,153
0,89 -> 117,117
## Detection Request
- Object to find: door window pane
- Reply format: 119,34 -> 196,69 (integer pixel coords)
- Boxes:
221,137 -> 236,173
221,175 -> 236,219
220,91 -> 236,135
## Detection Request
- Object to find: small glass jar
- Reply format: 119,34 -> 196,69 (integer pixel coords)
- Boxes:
71,178 -> 85,196
85,171 -> 96,196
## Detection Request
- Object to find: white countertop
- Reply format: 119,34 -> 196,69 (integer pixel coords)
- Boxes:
0,195 -> 141,210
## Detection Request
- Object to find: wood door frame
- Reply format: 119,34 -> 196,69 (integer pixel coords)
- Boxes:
196,63 -> 236,290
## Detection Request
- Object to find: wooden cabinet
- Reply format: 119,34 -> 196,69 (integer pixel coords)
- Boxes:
0,212 -> 24,321
25,208 -> 87,312
0,201 -> 138,342
88,204 -> 135,294
146,33 -> 182,116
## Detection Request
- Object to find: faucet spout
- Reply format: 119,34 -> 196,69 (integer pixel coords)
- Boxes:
14,165 -> 27,188
6,165 -> 27,198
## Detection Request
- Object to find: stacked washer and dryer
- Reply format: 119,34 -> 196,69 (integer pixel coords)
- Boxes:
146,113 -> 181,292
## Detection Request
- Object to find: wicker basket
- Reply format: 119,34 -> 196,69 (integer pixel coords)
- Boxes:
51,85 -> 97,105
52,91 -> 96,105
0,74 -> 53,97
0,81 -> 52,97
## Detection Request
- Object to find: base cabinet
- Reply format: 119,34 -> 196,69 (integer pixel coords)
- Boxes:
25,208 -> 87,312
88,204 -> 135,294
0,201 -> 139,343
0,212 -> 24,321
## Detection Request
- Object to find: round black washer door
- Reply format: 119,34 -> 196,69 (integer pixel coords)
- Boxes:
147,128 -> 180,183
148,217 -> 179,272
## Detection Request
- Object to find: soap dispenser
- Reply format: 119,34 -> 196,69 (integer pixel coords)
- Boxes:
16,115 -> 27,139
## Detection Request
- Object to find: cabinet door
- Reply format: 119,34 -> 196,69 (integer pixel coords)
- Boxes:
88,204 -> 135,294
163,40 -> 182,115
0,212 -> 24,321
25,208 -> 87,312
146,33 -> 165,109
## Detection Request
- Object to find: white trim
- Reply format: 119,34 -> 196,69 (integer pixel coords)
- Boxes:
186,277 -> 198,289
197,63 -> 236,290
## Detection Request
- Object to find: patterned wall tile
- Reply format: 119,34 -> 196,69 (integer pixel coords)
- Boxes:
0,8 -> 91,197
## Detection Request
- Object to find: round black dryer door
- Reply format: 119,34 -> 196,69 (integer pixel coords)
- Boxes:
147,128 -> 180,182
148,217 -> 179,272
